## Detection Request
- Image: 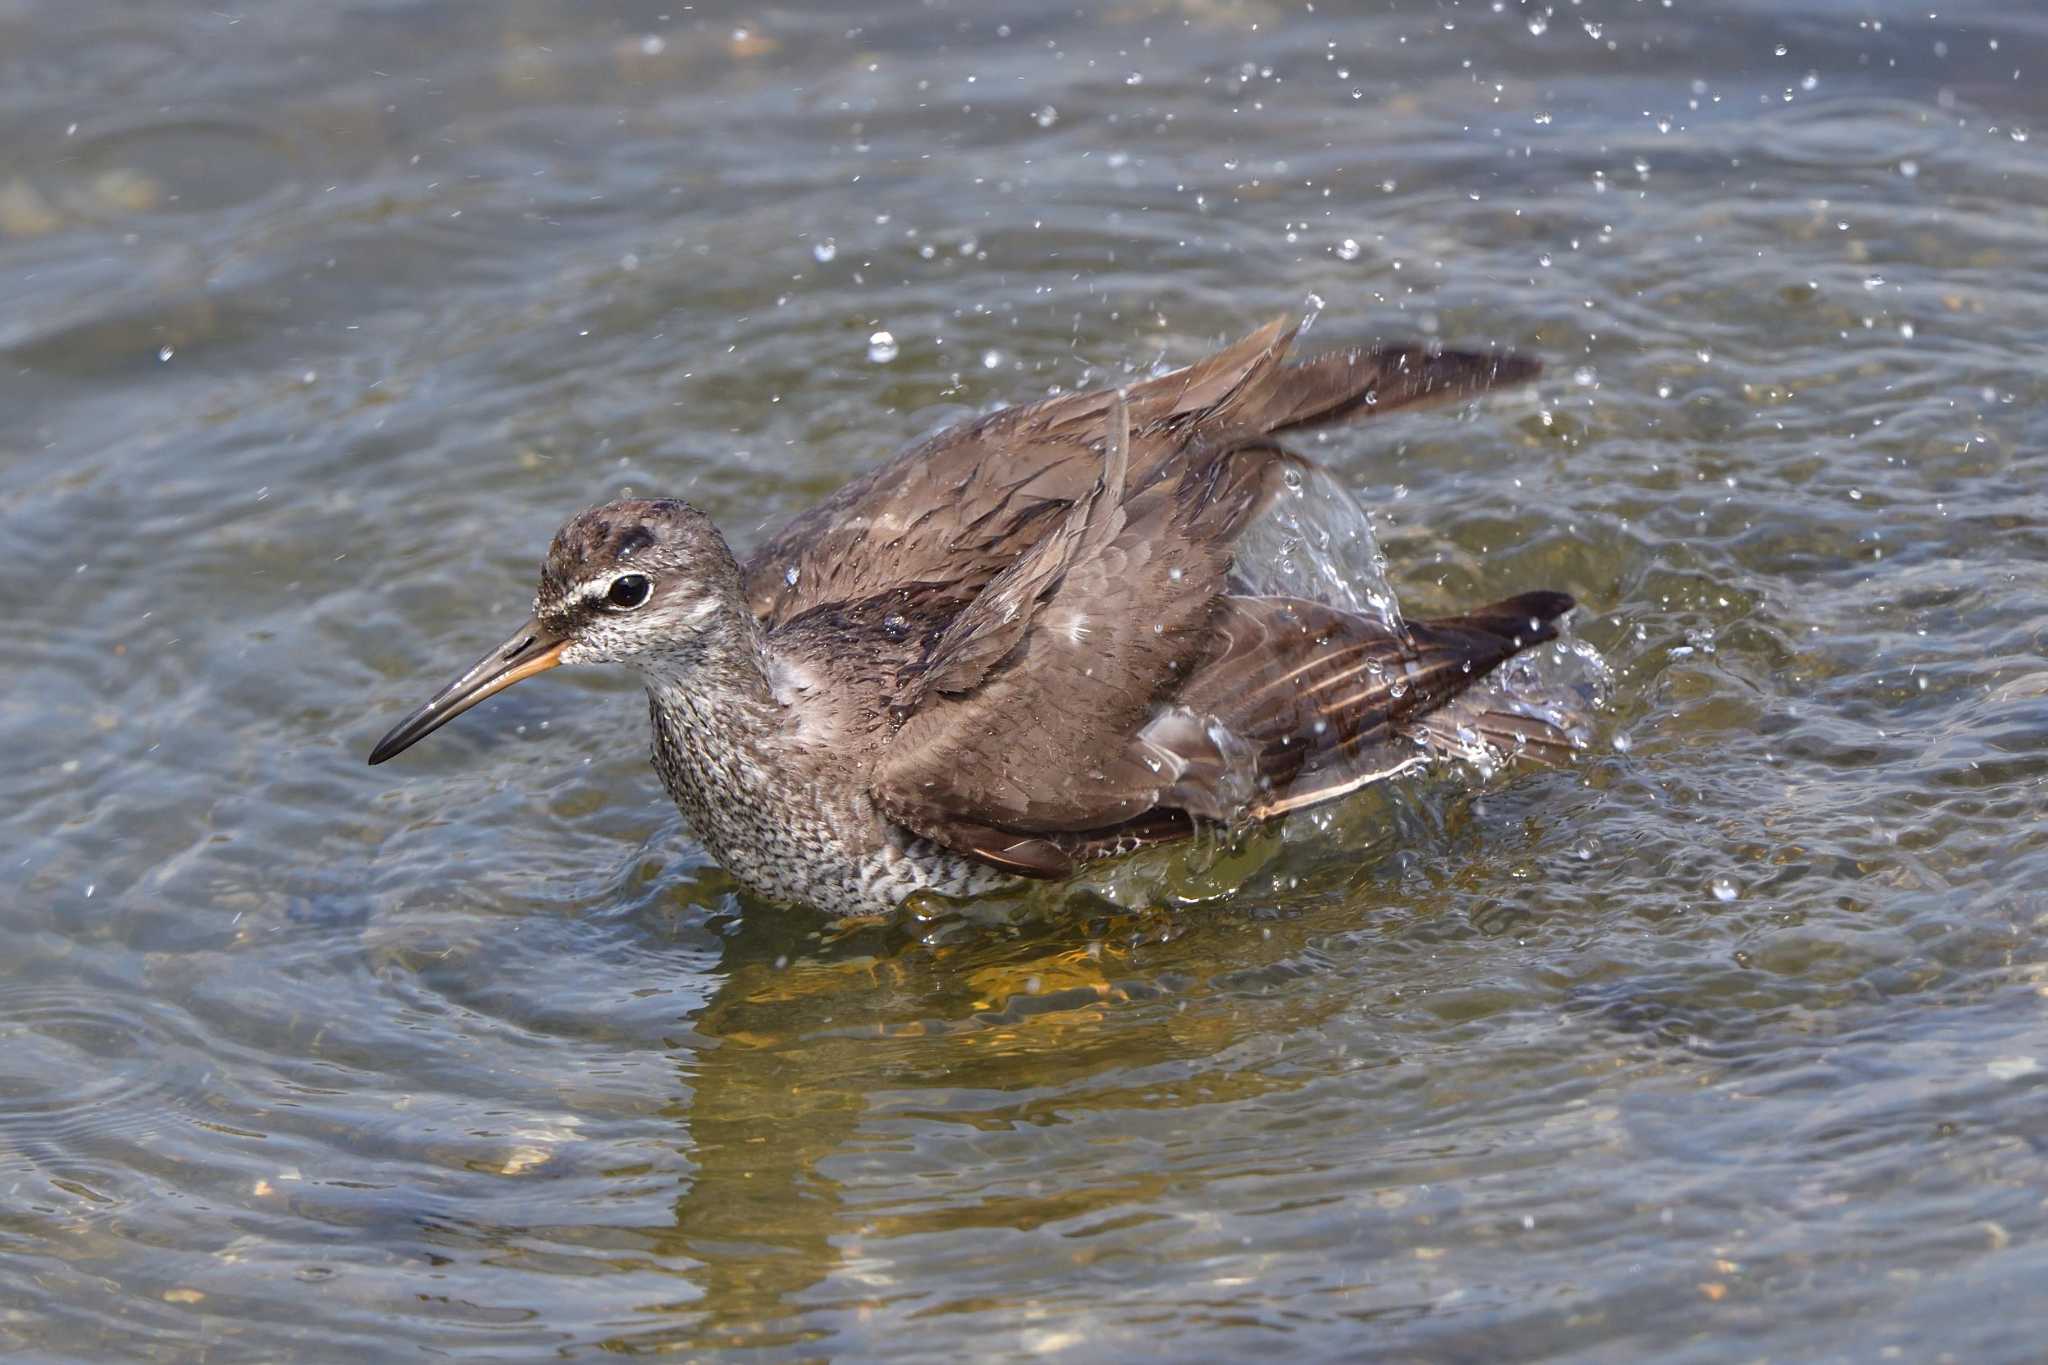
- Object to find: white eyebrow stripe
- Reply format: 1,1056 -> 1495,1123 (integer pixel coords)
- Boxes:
579,574 -> 639,600
574,573 -> 680,614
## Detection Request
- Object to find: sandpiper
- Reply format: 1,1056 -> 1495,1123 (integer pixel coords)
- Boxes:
368,317 -> 1576,915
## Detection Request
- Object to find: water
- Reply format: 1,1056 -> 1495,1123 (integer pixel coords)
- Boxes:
4,0 -> 2048,1358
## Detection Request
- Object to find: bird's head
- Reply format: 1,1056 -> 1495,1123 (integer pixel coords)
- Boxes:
367,498 -> 744,764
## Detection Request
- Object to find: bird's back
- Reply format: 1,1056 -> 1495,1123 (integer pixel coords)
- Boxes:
746,317 -> 1573,881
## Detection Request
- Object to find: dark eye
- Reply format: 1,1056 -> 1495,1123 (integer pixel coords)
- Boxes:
606,573 -> 652,609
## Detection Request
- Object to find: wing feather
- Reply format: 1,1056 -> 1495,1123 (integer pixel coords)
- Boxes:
741,318 -> 1539,628
870,439 -> 1296,859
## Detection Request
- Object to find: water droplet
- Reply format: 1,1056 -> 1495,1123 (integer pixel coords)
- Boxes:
1899,159 -> 1919,178
981,349 -> 1003,369
640,33 -> 666,56
157,346 -> 174,362
812,238 -> 837,263
1034,105 -> 1058,128
1336,238 -> 1360,261
1710,877 -> 1739,902
1527,12 -> 1548,36
783,565 -> 801,586
866,330 -> 899,363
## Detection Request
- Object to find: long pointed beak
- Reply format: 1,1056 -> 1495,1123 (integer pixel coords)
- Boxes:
367,618 -> 568,765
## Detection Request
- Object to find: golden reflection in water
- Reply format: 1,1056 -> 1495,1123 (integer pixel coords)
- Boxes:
618,888 -> 1374,1351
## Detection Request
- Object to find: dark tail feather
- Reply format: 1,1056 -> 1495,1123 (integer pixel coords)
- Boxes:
1149,590 -> 1575,821
1399,591 -> 1588,767
1255,346 -> 1542,435
1428,589 -> 1576,652
1103,318 -> 1537,455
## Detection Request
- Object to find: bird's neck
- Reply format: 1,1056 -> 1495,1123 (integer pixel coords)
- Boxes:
635,595 -> 779,734
635,591 -> 800,801
635,601 -> 861,902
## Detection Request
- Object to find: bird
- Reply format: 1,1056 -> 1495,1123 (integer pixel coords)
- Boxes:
367,315 -> 1581,916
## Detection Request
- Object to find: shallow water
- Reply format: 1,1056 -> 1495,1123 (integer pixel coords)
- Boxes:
4,0 -> 2047,1358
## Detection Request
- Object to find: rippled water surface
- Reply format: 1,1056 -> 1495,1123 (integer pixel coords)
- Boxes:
5,0 -> 2048,1358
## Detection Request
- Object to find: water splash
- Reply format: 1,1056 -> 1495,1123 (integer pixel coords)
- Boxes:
1232,463 -> 1614,775
1229,462 -> 1403,633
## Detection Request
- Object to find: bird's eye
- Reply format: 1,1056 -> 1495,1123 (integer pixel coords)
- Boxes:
606,573 -> 652,609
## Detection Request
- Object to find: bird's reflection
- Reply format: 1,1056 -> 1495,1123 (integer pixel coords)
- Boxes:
639,898 -> 1077,1350
622,860 -> 1387,1354
650,913 -> 893,1350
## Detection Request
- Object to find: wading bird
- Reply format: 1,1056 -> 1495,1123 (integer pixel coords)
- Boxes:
369,318 -> 1576,915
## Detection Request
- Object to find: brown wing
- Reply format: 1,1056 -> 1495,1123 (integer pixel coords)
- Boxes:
892,391 -> 1135,710
740,317 -> 1539,629
873,583 -> 1575,879
869,421 -> 1298,874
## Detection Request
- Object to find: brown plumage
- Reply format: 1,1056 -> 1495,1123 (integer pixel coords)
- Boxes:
368,316 -> 1578,914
